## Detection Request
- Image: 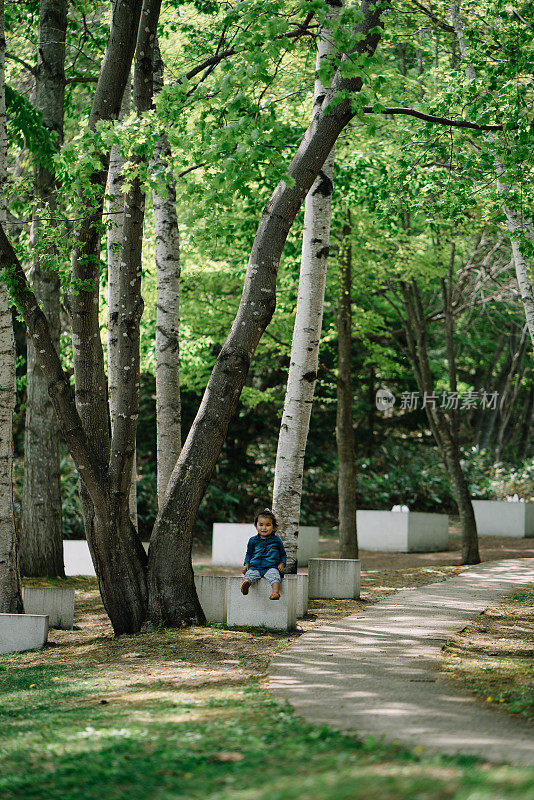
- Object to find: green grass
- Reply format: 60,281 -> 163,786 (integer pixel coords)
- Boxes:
442,586 -> 534,721
2,649 -> 534,800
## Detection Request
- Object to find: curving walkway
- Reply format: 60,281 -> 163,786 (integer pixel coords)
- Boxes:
269,558 -> 534,766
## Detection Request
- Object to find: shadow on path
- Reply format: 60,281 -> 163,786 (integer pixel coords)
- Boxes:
269,558 -> 534,766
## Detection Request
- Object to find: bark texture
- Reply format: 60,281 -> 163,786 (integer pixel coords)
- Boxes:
65,0 -> 150,632
152,42 -> 181,506
147,0 -> 389,623
400,280 -> 480,565
272,0 -> 340,571
450,0 -> 534,346
0,0 -> 388,631
21,0 -> 67,577
336,217 -> 357,558
107,76 -> 137,528
0,0 -> 22,612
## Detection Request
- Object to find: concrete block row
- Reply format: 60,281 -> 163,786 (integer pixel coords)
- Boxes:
196,560 -> 360,630
308,558 -> 360,599
195,574 -> 308,629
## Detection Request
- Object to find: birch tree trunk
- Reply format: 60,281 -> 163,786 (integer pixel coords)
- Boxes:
107,76 -> 138,528
64,0 -> 151,632
272,0 -> 341,571
21,0 -> 67,577
152,41 -> 181,506
0,0 -> 389,631
336,215 -> 357,558
147,0 -> 389,625
450,0 -> 534,347
0,0 -> 22,612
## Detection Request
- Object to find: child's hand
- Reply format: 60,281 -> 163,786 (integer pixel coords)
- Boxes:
278,563 -> 285,573
243,564 -> 249,575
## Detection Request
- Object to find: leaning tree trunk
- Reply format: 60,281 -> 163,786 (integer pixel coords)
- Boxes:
152,40 -> 181,507
451,0 -> 534,347
0,0 -> 22,612
336,214 -> 357,558
66,0 -> 151,632
107,75 -> 138,529
21,0 -> 67,577
0,0 -> 389,631
401,279 -> 480,564
146,0 -> 389,625
272,0 -> 341,572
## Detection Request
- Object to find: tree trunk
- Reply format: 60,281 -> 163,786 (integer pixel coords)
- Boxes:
147,0 -> 389,623
0,0 -> 389,631
450,0 -> 534,347
21,0 -> 67,578
401,279 -> 480,565
495,327 -> 527,461
66,0 -> 152,630
0,0 -> 22,612
107,75 -> 138,529
478,332 -> 516,451
152,41 -> 181,506
336,215 -> 357,558
272,0 -> 340,572
517,375 -> 534,460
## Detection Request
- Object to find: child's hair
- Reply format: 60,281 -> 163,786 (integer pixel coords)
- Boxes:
254,507 -> 278,531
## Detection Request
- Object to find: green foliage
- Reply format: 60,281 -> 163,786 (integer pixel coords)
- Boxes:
5,85 -> 56,164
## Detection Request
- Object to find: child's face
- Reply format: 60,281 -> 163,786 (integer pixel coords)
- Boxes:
256,515 -> 274,537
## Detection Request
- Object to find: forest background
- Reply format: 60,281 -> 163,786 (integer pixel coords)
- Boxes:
2,0 -> 533,544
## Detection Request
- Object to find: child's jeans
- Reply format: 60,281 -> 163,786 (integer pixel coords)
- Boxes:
243,567 -> 281,586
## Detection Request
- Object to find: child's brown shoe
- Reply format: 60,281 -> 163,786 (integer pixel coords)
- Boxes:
241,580 -> 252,595
269,591 -> 280,600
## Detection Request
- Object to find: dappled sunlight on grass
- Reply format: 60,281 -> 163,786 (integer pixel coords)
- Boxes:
1,568 -> 532,799
442,584 -> 534,720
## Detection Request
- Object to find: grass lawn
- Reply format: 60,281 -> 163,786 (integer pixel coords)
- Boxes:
442,584 -> 534,720
1,568 -> 533,800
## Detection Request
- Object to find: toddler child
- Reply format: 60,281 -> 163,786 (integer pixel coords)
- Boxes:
241,508 -> 286,600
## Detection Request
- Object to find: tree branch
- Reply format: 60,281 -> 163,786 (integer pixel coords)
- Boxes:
361,105 -> 532,131
410,1 -> 455,32
65,75 -> 99,85
5,51 -> 35,74
181,11 -> 316,84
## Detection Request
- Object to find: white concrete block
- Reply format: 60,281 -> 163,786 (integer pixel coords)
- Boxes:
286,574 -> 308,618
194,575 -> 227,623
356,511 -> 449,552
63,540 -> 95,576
295,527 -> 320,566
226,576 -> 297,630
308,559 -> 361,599
212,524 -> 319,567
63,540 -> 151,576
22,588 -> 75,629
473,501 -> 534,538
0,613 -> 49,654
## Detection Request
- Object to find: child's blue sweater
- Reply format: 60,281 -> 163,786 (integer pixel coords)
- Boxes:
244,533 -> 287,576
